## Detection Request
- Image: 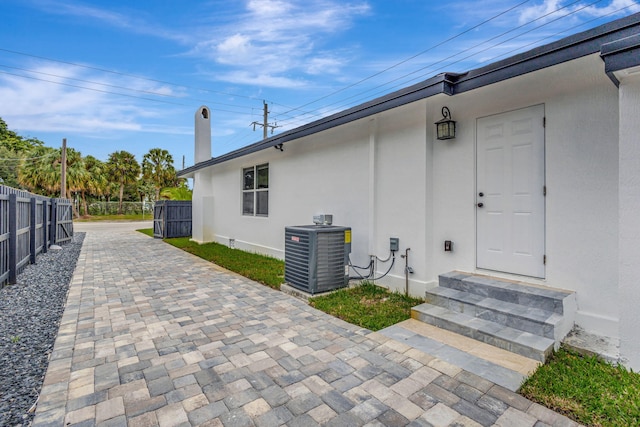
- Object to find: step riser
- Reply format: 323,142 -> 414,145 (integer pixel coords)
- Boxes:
440,274 -> 565,314
425,292 -> 556,340
411,309 -> 550,362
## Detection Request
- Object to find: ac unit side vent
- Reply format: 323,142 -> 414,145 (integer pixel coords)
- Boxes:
284,225 -> 351,295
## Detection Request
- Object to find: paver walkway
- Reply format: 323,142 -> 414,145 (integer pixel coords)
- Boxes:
32,223 -> 581,427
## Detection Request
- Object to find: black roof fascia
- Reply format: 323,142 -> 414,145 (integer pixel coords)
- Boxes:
600,34 -> 640,86
453,12 -> 640,94
179,13 -> 640,177
179,73 -> 455,176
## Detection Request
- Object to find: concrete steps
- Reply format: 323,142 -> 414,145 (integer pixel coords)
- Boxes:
412,303 -> 555,362
411,271 -> 576,363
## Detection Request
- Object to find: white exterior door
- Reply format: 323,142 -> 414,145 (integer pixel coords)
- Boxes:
476,105 -> 545,278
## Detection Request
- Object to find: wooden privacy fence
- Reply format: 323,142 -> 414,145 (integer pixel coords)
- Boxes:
0,185 -> 73,287
153,200 -> 192,238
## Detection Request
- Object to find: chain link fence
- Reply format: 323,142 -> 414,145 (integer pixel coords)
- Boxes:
87,201 -> 153,216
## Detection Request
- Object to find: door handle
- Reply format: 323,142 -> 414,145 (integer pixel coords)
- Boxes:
477,203 -> 484,208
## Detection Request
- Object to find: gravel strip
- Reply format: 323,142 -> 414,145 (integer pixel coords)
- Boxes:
0,233 -> 85,426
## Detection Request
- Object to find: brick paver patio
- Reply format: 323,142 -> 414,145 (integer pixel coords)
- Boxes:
32,222 -> 581,426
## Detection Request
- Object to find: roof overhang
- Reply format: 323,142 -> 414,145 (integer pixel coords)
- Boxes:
179,12 -> 640,178
600,33 -> 640,86
180,73 -> 458,177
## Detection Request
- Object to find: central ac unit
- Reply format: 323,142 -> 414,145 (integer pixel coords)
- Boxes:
284,225 -> 351,295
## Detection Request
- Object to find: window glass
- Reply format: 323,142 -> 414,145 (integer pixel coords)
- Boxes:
242,192 -> 254,215
243,167 -> 255,190
256,191 -> 269,216
257,164 -> 269,189
242,164 -> 269,216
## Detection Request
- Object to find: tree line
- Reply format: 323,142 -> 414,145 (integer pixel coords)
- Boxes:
0,117 -> 190,217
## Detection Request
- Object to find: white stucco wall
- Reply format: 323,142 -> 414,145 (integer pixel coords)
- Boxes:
196,102 -> 432,295
618,70 -> 640,370
192,53 -> 624,342
425,55 -> 620,337
371,104 -> 430,295
191,168 -> 213,243
205,122 -> 371,260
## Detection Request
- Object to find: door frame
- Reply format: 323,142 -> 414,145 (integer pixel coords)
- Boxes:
475,104 -> 546,279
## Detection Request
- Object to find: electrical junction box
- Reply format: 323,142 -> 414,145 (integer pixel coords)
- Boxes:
390,237 -> 399,252
284,225 -> 351,295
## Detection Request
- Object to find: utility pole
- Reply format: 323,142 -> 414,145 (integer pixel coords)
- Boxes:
262,101 -> 268,139
251,101 -> 279,139
60,138 -> 67,199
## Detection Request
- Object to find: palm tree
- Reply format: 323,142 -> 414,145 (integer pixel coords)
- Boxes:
64,149 -> 88,217
0,146 -> 23,188
142,148 -> 176,201
159,186 -> 192,201
106,150 -> 140,214
18,147 -> 88,216
78,155 -> 107,216
18,146 -> 59,195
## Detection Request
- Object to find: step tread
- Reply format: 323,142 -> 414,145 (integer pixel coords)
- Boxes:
439,271 -> 572,314
425,286 -> 563,326
412,303 -> 554,360
441,271 -> 572,299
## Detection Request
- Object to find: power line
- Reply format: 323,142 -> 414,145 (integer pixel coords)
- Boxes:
276,0 -> 603,128
472,3 -> 637,67
0,47 -> 272,105
0,3 -> 533,124
0,64 -> 258,113
356,0 -> 608,98
1,3 -> 634,158
277,0 -> 533,118
0,70 -> 261,116
190,3 -> 633,153
0,150 -> 59,162
0,70 -> 183,105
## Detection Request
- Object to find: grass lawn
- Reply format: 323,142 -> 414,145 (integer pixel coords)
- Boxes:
309,281 -> 424,331
159,236 -> 284,289
137,228 -> 154,237
76,214 -> 151,222
521,348 -> 640,427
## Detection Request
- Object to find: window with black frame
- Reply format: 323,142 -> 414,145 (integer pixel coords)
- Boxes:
242,163 -> 268,216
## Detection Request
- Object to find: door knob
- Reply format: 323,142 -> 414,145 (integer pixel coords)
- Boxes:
477,203 -> 484,208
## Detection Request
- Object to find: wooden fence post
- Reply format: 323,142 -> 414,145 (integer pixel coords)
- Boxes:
42,199 -> 48,254
30,197 -> 37,264
50,199 -> 58,245
8,193 -> 17,285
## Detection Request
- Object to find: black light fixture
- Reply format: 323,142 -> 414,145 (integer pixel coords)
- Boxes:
435,106 -> 456,140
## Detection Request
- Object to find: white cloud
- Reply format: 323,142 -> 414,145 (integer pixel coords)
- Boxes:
580,0 -> 640,17
214,71 -> 308,88
192,0 -> 371,87
305,56 -> 343,75
0,63 -> 185,136
518,0 -> 640,25
246,0 -> 294,16
26,0 -> 190,43
22,0 -> 371,89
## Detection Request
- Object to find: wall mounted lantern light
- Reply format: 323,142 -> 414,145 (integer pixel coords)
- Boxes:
435,106 -> 456,140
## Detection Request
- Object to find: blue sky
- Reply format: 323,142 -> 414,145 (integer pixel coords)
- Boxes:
0,0 -> 638,168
